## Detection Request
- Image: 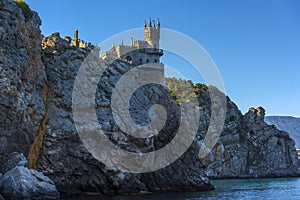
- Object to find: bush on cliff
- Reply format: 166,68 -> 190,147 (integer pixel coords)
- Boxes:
14,0 -> 33,19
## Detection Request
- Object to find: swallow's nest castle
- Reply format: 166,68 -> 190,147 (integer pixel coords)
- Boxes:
70,19 -> 164,68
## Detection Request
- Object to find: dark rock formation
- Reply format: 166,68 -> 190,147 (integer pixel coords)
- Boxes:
0,152 -> 27,174
0,0 -> 299,198
0,166 -> 59,199
37,33 -> 213,195
201,106 -> 300,178
0,0 -> 46,159
265,116 -> 300,147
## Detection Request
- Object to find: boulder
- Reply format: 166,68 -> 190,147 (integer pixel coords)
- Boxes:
0,152 -> 27,174
0,166 -> 59,199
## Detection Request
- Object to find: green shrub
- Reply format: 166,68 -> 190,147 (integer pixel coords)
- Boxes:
14,0 -> 33,19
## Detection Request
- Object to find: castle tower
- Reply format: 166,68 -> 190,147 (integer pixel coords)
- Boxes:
71,30 -> 87,48
74,30 -> 78,40
144,18 -> 160,49
71,30 -> 79,47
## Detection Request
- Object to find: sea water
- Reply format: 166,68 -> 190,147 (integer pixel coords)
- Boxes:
65,178 -> 300,200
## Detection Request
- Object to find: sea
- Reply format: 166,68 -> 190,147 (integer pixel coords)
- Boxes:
64,178 -> 300,200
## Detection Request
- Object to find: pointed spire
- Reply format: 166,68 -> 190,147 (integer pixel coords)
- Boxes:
149,18 -> 152,27
144,20 -> 147,28
121,39 -> 124,45
153,20 -> 156,27
157,18 -> 160,28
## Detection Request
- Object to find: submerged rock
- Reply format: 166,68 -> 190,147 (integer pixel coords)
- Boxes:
0,166 -> 59,199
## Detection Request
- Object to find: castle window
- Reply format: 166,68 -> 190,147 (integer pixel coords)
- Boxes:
146,59 -> 149,63
154,59 -> 158,63
139,59 -> 143,65
125,56 -> 132,62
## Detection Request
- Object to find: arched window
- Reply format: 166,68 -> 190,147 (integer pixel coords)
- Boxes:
139,59 -> 143,65
154,59 -> 158,63
146,59 -> 149,63
125,56 -> 132,62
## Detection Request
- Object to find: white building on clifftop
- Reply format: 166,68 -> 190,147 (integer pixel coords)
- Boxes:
100,19 -> 164,67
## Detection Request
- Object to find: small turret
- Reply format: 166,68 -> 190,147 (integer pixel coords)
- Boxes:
71,30 -> 87,48
144,18 -> 160,49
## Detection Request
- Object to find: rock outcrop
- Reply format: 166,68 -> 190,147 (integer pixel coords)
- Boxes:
37,33 -> 213,195
0,0 -> 299,198
1,166 -> 59,199
0,0 -> 46,159
0,152 -> 27,174
265,116 -> 300,147
201,105 -> 299,178
0,152 -> 59,199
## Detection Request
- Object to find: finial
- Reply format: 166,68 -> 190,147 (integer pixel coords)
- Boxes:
149,18 -> 152,27
121,39 -> 124,45
157,18 -> 160,28
112,43 -> 115,48
153,20 -> 156,28
144,20 -> 147,28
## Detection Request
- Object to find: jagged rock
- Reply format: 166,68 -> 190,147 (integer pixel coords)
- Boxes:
0,0 -> 46,156
200,105 -> 299,178
0,152 -> 27,174
0,166 -> 59,199
265,116 -> 300,147
37,32 -> 214,195
0,0 -> 299,197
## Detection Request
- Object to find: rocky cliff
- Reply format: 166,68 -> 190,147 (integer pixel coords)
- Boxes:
0,0 -> 299,198
202,106 -> 299,178
265,116 -> 300,147
0,0 -> 46,159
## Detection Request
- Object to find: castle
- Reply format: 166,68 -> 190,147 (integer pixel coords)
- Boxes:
68,30 -> 88,48
100,19 -> 164,66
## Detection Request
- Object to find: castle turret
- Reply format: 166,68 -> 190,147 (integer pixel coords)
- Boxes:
144,18 -> 160,49
71,30 -> 87,48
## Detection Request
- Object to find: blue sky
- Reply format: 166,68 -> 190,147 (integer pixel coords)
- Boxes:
26,0 -> 300,117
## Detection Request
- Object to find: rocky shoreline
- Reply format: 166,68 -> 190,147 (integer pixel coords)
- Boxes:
0,0 -> 299,199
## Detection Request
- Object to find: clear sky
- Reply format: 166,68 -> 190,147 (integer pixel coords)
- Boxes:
26,0 -> 300,117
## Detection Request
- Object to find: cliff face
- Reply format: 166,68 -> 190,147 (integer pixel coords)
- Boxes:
201,106 -> 299,178
37,33 -> 213,195
0,0 -> 46,157
0,0 -> 299,197
265,116 -> 300,147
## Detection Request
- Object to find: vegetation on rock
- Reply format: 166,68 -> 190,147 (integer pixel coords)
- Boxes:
14,0 -> 33,19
